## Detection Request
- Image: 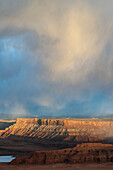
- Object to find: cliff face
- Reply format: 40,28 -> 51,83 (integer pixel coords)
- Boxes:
11,143 -> 113,165
1,118 -> 113,145
16,118 -> 113,128
16,118 -> 64,126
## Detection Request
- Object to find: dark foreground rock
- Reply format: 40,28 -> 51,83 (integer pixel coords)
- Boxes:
11,143 -> 113,165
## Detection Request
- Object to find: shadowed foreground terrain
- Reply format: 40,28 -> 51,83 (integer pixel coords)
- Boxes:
10,143 -> 113,165
1,163 -> 113,170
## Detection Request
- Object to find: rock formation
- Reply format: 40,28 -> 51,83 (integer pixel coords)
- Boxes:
11,143 -> 113,165
0,118 -> 113,146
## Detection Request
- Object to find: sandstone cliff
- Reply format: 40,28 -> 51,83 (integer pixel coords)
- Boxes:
0,118 -> 113,147
11,143 -> 113,165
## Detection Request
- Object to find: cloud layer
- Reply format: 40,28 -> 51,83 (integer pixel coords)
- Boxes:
0,0 -> 113,116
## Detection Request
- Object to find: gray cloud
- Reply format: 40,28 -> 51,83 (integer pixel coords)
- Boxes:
0,0 -> 113,116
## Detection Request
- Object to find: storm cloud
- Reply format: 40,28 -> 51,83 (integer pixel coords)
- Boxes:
0,0 -> 113,116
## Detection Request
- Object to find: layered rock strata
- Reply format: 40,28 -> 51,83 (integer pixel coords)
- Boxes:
11,143 -> 113,164
0,118 -> 113,145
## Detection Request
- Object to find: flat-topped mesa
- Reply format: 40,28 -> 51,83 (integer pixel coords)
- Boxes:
16,118 -> 64,126
1,118 -> 113,144
16,118 -> 113,128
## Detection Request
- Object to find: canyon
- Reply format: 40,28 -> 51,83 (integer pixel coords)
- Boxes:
0,118 -> 113,166
0,118 -> 113,146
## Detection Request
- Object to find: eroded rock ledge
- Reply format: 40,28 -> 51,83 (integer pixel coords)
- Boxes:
11,143 -> 113,165
1,118 -> 113,146
16,118 -> 113,128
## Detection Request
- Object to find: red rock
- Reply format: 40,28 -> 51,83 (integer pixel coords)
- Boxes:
11,143 -> 113,165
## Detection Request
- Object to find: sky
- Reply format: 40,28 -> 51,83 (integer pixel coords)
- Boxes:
0,0 -> 113,117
